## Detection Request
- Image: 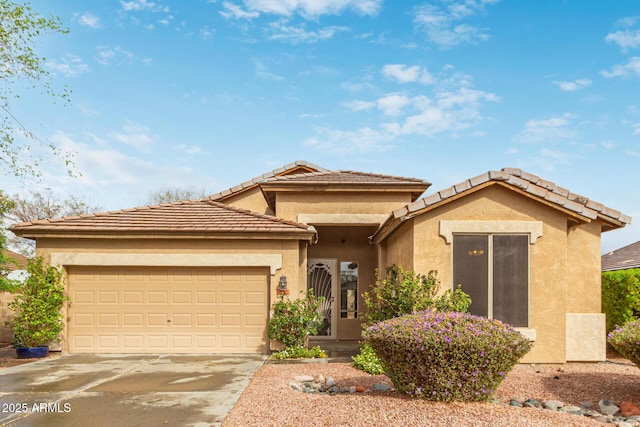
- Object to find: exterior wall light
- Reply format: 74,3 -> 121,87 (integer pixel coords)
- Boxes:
277,275 -> 290,296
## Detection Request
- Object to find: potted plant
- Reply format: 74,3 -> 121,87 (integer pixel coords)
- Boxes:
9,257 -> 67,359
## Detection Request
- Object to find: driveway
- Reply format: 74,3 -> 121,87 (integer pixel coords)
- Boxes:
0,354 -> 266,427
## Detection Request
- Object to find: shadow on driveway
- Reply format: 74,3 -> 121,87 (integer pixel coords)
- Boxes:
0,354 -> 266,427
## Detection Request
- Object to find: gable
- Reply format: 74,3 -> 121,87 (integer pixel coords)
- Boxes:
372,168 -> 631,244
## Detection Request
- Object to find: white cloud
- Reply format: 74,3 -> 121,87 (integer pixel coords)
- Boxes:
606,29 -> 640,51
253,59 -> 284,81
601,57 -> 640,78
343,100 -> 376,112
601,140 -> 617,149
95,45 -> 134,65
267,22 -> 348,44
120,0 -> 169,13
382,64 -> 434,84
514,114 -> 577,143
552,78 -> 592,92
109,121 -> 155,150
309,69 -> 498,152
219,1 -> 260,19
200,26 -> 215,41
77,13 -> 101,29
46,54 -> 90,77
303,126 -> 396,154
376,93 -> 411,116
221,0 -> 382,19
175,144 -> 205,155
633,123 -> 640,135
412,0 -> 499,48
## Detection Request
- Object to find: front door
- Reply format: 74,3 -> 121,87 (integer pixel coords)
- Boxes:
307,259 -> 337,339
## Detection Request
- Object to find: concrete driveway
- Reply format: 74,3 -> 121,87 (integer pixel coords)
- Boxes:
0,354 -> 266,427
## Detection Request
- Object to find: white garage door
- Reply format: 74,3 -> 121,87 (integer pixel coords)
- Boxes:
67,266 -> 269,354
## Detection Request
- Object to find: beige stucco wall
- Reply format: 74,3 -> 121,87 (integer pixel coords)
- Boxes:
218,187 -> 272,215
275,192 -> 412,223
379,184 -> 603,363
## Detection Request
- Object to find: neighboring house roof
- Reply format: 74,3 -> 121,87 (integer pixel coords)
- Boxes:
1,249 -> 28,272
208,160 -> 329,202
372,167 -> 632,243
602,240 -> 640,272
10,200 -> 317,241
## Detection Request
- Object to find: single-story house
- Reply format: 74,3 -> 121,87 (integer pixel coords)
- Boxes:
10,161 -> 631,363
602,240 -> 640,272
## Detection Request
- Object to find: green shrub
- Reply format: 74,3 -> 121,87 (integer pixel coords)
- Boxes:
351,342 -> 385,375
364,310 -> 532,402
363,265 -> 471,324
9,257 -> 68,348
271,345 -> 327,359
608,320 -> 640,367
602,269 -> 640,333
268,290 -> 323,348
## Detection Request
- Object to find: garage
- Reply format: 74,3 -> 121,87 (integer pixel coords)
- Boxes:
67,266 -> 269,354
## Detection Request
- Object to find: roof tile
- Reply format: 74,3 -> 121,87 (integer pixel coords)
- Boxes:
10,200 -> 315,239
602,240 -> 640,271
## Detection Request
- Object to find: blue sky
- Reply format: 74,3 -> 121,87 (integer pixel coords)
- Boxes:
4,0 -> 640,253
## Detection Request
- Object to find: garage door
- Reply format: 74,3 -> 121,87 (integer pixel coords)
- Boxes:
67,266 -> 269,354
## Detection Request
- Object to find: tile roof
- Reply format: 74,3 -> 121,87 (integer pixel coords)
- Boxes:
261,170 -> 430,185
602,240 -> 640,272
10,200 -> 316,240
208,160 -> 329,201
373,167 -> 631,243
1,250 -> 28,271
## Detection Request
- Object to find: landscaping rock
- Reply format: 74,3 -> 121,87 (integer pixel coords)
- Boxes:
599,399 -> 620,416
543,400 -> 563,410
373,383 -> 390,392
621,402 -> 640,417
286,373 -> 640,426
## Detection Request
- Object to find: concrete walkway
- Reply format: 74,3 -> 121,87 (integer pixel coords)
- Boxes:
0,354 -> 266,427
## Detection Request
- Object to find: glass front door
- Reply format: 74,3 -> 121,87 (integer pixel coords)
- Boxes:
307,259 -> 337,338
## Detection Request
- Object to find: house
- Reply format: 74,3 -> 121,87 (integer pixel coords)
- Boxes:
602,240 -> 640,272
10,161 -> 631,363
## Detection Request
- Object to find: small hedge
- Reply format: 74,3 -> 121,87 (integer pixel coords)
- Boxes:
364,310 -> 532,402
602,269 -> 640,333
608,320 -> 640,368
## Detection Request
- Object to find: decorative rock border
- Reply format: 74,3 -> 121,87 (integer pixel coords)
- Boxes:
289,374 -> 391,395
289,373 -> 640,426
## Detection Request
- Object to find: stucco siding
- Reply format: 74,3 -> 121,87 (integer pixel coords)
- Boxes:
276,192 -> 413,223
566,221 -> 602,313
219,187 -> 271,215
382,185 -> 593,363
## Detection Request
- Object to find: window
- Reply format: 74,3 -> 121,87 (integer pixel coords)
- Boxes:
340,261 -> 358,319
453,234 -> 529,327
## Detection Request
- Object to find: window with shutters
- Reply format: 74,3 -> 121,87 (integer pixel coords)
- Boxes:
453,234 -> 529,327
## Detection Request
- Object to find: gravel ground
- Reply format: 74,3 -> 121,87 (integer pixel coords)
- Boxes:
222,352 -> 640,427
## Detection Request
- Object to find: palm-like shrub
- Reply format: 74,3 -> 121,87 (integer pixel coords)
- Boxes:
608,320 -> 640,367
364,310 -> 532,402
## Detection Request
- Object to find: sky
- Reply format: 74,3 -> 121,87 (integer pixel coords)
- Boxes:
3,0 -> 640,254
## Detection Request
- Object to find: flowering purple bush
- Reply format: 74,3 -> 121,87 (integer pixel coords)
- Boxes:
364,310 -> 532,402
608,320 -> 640,368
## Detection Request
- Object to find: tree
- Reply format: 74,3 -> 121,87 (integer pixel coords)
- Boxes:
0,0 -> 72,178
5,189 -> 102,255
0,190 -> 17,291
145,186 -> 209,205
